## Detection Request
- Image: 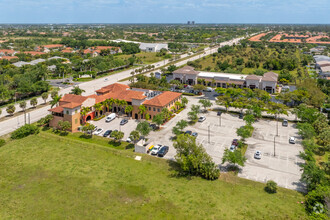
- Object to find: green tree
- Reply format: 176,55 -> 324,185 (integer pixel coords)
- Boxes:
125,105 -> 133,117
41,92 -> 49,104
297,123 -> 316,139
111,130 -> 124,142
161,107 -> 170,121
129,130 -> 140,147
138,104 -> 147,119
188,111 -> 198,122
6,104 -> 15,116
70,86 -> 85,95
243,114 -> 255,125
152,113 -> 164,129
176,119 -> 188,133
19,101 -> 27,112
50,94 -> 62,108
82,123 -> 95,137
93,103 -> 103,117
265,180 -> 277,194
173,134 -> 219,180
30,97 -> 38,108
57,120 -> 71,134
136,121 -> 151,137
181,97 -> 188,107
198,99 -> 213,111
216,95 -> 232,112
193,84 -> 206,93
221,149 -> 247,167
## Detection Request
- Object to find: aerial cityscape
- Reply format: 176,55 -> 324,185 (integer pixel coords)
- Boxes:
0,0 -> 329,219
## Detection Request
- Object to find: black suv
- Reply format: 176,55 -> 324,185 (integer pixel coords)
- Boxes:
158,146 -> 169,157
103,130 -> 112,137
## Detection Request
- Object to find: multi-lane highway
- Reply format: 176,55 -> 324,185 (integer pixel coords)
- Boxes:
0,35 -> 248,136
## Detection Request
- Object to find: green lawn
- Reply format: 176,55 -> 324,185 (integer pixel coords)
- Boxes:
0,132 -> 307,219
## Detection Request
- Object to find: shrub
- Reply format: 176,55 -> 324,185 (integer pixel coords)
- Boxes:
0,139 -> 5,147
265,180 -> 277,193
11,124 -> 39,139
182,92 -> 195,96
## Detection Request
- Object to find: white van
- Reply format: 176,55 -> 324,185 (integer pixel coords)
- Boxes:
105,113 -> 116,122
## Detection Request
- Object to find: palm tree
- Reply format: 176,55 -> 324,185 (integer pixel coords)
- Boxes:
119,100 -> 127,114
70,86 -> 85,95
125,105 -> 133,117
93,103 -> 103,117
181,97 -> 188,107
174,101 -> 182,110
161,107 -> 170,121
114,99 -> 120,113
80,107 -> 91,124
50,94 -> 62,108
138,105 -> 147,119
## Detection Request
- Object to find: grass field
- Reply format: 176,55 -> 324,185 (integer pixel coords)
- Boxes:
0,131 -> 307,219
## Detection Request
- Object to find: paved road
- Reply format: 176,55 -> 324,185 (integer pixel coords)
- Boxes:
0,35 -> 250,137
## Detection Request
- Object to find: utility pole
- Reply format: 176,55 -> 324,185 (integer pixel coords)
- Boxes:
28,113 -> 30,124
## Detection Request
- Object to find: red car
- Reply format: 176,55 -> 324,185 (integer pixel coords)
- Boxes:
232,139 -> 239,146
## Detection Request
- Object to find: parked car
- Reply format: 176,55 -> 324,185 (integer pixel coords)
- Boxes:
126,137 -> 131,143
149,123 -> 157,130
93,125 -> 98,131
232,139 -> 238,146
198,116 -> 206,122
106,113 -> 116,122
185,130 -> 192,135
93,128 -> 103,135
282,119 -> 288,127
158,146 -> 169,157
229,145 -> 236,152
217,111 -> 222,116
254,150 -> 262,159
289,137 -> 295,144
104,78 -> 108,82
239,113 -> 244,119
120,119 -> 128,125
192,132 -> 198,137
103,130 -> 112,137
150,144 -> 162,155
205,87 -> 213,92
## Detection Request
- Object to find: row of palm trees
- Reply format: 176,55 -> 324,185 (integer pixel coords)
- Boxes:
80,98 -> 135,123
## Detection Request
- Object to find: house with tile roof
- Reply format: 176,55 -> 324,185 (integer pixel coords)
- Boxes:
48,83 -> 182,132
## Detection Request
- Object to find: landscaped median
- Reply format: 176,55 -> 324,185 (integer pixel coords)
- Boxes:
0,130 -> 308,219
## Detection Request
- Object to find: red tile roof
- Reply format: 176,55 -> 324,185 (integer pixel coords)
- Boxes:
95,83 -> 129,94
43,44 -> 64,49
48,106 -> 64,113
0,56 -> 18,60
0,49 -> 15,55
143,91 -> 181,107
23,51 -> 46,56
61,102 -> 82,109
246,75 -> 262,80
60,94 -> 88,105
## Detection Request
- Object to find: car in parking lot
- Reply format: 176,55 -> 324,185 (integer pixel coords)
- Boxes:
198,116 -> 206,122
282,119 -> 288,127
150,144 -> 162,155
103,130 -> 112,137
217,111 -> 222,116
254,150 -> 262,159
232,139 -> 238,146
149,123 -> 157,130
229,145 -> 236,152
185,130 -> 192,136
93,128 -> 103,135
158,146 -> 169,157
239,113 -> 244,119
192,132 -> 198,137
120,119 -> 128,125
289,137 -> 295,144
105,113 -> 116,122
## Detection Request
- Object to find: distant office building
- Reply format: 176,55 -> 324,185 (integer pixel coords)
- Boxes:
187,21 -> 191,25
139,43 -> 168,52
192,21 -> 195,25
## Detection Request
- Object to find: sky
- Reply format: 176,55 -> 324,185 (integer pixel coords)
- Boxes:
0,0 -> 329,24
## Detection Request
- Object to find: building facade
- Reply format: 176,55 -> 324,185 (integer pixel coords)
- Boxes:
48,83 -> 182,132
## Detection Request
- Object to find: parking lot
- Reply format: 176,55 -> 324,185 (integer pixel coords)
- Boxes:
239,119 -> 305,192
147,95 -> 305,191
89,115 -> 139,140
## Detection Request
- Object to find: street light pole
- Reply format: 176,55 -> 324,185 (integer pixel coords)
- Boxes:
273,136 -> 276,157
208,125 -> 210,143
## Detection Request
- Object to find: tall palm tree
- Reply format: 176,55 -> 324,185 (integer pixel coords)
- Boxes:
119,100 -> 127,114
161,107 -> 170,121
114,99 -> 120,113
138,105 -> 147,119
50,94 -> 62,108
125,105 -> 133,117
93,103 -> 103,117
80,106 -> 91,124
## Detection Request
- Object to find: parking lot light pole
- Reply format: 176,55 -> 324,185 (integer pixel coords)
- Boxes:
273,136 -> 276,157
208,125 -> 210,144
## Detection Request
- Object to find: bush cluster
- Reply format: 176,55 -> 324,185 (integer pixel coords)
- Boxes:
11,124 -> 39,139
